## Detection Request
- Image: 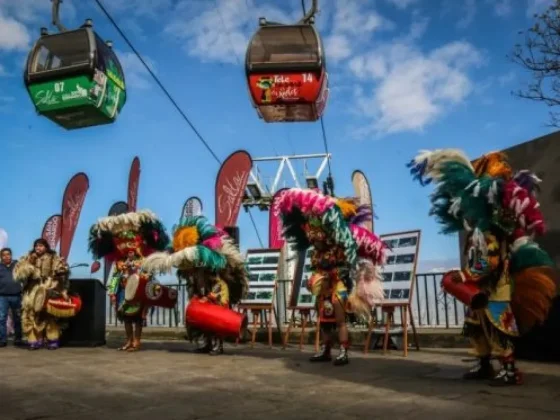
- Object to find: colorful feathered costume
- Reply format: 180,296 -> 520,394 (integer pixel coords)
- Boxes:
88,210 -> 169,352
142,215 -> 249,355
277,188 -> 385,365
13,238 -> 71,350
409,149 -> 557,386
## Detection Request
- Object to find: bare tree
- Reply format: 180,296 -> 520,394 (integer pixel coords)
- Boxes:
511,1 -> 560,127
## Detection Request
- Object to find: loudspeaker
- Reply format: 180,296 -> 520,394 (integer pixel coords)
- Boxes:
60,278 -> 107,347
515,296 -> 560,362
224,226 -> 240,247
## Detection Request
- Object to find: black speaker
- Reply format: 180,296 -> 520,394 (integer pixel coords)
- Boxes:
515,296 -> 560,362
60,278 -> 107,347
224,226 -> 240,247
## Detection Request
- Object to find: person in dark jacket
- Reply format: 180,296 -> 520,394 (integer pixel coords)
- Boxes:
0,248 -> 22,347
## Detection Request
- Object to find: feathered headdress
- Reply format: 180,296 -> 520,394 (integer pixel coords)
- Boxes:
142,215 -> 248,305
408,149 -> 557,332
88,210 -> 169,262
407,149 -> 545,238
277,188 -> 358,267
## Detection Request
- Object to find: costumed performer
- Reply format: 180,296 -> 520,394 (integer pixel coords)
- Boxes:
88,210 -> 169,352
142,215 -> 249,355
408,149 -> 557,386
13,238 -> 71,350
277,188 -> 385,365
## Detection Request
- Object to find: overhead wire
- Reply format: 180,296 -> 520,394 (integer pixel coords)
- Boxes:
93,0 -> 264,248
301,0 -> 334,192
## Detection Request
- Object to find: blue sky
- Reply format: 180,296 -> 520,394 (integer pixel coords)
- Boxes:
0,0 -> 557,279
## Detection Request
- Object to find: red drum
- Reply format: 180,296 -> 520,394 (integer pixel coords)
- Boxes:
145,282 -> 178,309
441,270 -> 488,310
45,295 -> 82,318
124,273 -> 149,303
185,298 -> 248,338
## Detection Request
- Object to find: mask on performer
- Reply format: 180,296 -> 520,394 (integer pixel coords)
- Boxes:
465,229 -> 501,281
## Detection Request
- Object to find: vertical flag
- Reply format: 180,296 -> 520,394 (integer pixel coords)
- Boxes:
214,150 -> 252,228
41,214 -> 62,251
351,170 -> 374,232
0,228 -> 7,249
127,157 -> 141,212
181,196 -> 203,219
102,201 -> 129,285
60,173 -> 90,260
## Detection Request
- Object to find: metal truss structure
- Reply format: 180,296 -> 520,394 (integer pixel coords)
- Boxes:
243,153 -> 332,210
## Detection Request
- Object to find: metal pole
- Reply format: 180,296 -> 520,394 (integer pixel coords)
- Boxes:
51,0 -> 68,32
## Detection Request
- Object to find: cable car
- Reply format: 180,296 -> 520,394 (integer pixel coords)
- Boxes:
24,19 -> 126,130
246,17 -> 329,123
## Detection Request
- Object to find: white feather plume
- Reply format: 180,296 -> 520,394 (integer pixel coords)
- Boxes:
91,209 -> 160,235
412,149 -> 474,181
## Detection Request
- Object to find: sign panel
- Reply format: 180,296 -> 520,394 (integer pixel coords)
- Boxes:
288,248 -> 316,309
379,230 -> 421,304
239,248 -> 280,306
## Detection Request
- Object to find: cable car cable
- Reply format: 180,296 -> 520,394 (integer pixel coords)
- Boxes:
93,0 -> 221,165
300,0 -> 334,196
213,0 -> 281,158
93,0 -> 264,248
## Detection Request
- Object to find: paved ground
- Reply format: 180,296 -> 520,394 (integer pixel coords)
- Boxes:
2,340 -> 560,420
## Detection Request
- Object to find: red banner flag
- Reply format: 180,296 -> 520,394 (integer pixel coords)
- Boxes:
215,150 -> 252,228
60,173 -> 90,261
351,170 -> 374,232
269,188 -> 288,249
41,214 -> 62,251
103,201 -> 129,285
127,157 -> 141,212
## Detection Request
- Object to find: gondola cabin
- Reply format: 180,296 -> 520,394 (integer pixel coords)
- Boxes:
246,23 -> 329,123
24,23 -> 126,130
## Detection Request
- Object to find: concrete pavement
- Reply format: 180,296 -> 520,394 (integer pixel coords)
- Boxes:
1,341 -> 560,419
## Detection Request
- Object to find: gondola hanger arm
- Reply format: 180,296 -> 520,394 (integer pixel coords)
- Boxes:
297,0 -> 318,25
51,0 -> 67,32
259,0 -> 319,26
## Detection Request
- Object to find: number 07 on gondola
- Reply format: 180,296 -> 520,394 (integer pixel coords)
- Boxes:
245,0 -> 329,123
24,1 -> 126,130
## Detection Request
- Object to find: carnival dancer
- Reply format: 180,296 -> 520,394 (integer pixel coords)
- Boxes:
13,238 -> 71,350
88,210 -> 169,352
408,149 -> 557,386
277,188 -> 385,365
143,215 -> 249,355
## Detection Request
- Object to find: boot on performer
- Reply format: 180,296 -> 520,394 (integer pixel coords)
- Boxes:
209,337 -> 224,356
193,334 -> 212,353
333,342 -> 349,366
490,356 -> 522,386
463,356 -> 494,380
310,341 -> 332,362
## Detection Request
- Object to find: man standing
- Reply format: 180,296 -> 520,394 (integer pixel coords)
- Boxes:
0,248 -> 22,347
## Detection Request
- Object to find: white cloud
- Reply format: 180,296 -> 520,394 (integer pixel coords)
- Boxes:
0,0 -> 76,25
324,34 -> 352,62
350,40 -> 484,135
0,12 -> 31,51
527,0 -> 554,17
498,70 -> 516,86
164,0 -> 293,65
117,51 -> 156,90
383,0 -> 420,9
457,0 -> 477,29
490,0 -> 513,16
0,94 -> 15,112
